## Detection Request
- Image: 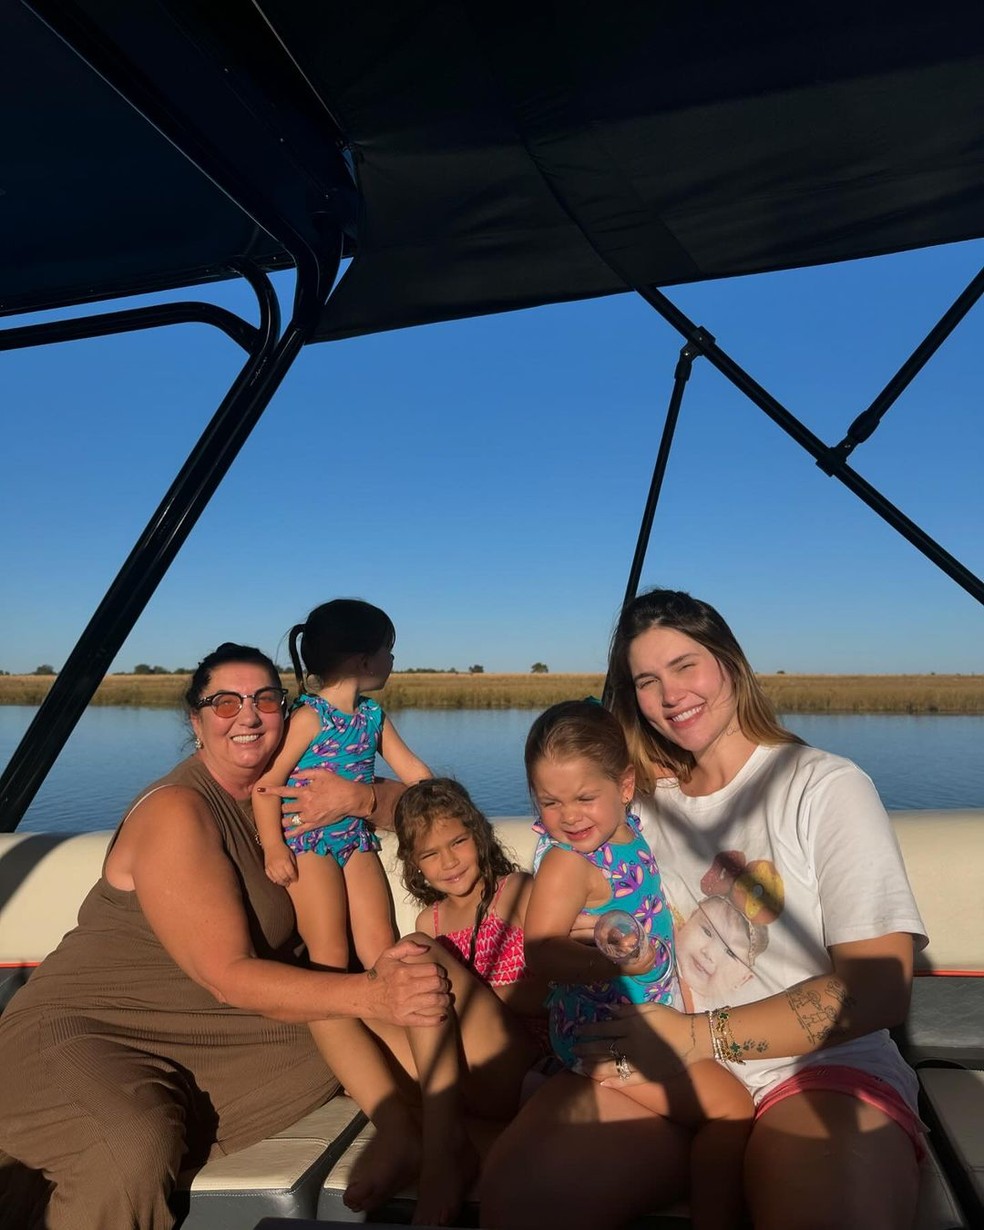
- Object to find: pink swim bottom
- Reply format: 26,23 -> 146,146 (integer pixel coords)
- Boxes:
755,1065 -> 926,1163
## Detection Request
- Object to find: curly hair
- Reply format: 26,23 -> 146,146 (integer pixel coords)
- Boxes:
395,778 -> 516,970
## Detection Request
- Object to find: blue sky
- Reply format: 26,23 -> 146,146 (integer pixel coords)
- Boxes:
2,238 -> 982,677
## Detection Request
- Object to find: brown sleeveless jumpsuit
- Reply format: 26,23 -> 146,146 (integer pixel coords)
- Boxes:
0,756 -> 339,1229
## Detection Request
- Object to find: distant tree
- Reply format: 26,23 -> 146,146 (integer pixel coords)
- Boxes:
468,664 -> 485,674
33,664 -> 56,675
133,663 -> 153,675
530,662 -> 549,674
151,665 -> 170,675
776,669 -> 785,675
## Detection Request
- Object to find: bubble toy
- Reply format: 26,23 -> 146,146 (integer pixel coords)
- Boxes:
593,909 -> 646,962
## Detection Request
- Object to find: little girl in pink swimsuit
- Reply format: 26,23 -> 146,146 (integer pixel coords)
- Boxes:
395,777 -> 548,1039
389,778 -> 550,1226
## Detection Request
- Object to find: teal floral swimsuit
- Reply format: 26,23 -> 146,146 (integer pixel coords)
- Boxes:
534,812 -> 677,1067
284,694 -> 382,866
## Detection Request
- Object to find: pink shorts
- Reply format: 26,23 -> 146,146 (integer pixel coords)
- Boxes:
755,1065 -> 927,1163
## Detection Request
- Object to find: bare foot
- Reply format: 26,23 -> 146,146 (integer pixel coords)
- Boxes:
344,1116 -> 421,1214
412,1132 -> 480,1226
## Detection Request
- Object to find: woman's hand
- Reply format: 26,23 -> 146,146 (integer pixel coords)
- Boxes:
364,938 -> 451,1028
257,774 -> 407,835
575,1003 -> 711,1087
257,771 -> 368,834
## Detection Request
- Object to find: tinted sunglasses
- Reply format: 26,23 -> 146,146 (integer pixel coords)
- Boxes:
193,687 -> 288,718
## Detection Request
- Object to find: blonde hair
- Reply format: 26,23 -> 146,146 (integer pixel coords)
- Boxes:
524,700 -> 631,788
607,588 -> 803,790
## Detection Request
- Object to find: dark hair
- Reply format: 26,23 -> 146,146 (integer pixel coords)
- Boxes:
524,699 -> 631,790
287,598 -> 395,693
184,642 -> 280,710
395,778 -> 516,970
607,588 -> 802,790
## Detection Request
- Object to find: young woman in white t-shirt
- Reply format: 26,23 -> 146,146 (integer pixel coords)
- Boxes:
481,588 -> 926,1230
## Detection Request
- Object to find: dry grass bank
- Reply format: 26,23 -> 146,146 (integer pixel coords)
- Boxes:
0,672 -> 982,713
759,673 -> 984,715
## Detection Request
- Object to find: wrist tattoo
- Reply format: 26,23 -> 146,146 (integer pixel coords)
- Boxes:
683,1014 -> 699,1062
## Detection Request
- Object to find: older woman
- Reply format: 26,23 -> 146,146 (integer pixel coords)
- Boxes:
0,642 -> 447,1230
482,590 -> 926,1230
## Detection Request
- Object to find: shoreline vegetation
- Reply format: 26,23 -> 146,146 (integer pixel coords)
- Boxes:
1,672 -> 982,714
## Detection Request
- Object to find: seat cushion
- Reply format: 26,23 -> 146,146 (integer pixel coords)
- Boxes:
173,1098 -> 365,1229
918,1067 -> 984,1225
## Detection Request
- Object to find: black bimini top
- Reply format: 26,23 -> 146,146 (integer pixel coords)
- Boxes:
4,1 -> 984,339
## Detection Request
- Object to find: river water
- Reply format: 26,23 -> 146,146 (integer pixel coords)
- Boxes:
1,706 -> 982,832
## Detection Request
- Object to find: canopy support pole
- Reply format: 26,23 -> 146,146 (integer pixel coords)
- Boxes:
620,335 -> 709,611
825,265 -> 984,468
634,283 -> 984,607
484,50 -> 984,613
2,0 -> 350,831
0,302 -> 259,355
0,255 -> 338,833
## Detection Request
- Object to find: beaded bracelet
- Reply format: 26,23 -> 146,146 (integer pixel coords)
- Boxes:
706,1005 -> 746,1065
705,1011 -> 726,1063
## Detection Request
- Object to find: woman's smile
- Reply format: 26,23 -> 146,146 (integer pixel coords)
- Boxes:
628,627 -> 738,759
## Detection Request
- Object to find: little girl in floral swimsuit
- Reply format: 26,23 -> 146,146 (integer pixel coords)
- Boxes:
253,598 -> 432,972
523,701 -> 754,1230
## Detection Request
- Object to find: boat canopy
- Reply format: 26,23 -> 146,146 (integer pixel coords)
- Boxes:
4,2 -> 984,337
2,1 -> 983,830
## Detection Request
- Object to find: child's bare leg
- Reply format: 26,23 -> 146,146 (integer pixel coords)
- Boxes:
405,1003 -> 477,1227
288,850 -> 350,971
685,1060 -> 753,1230
319,1020 -> 421,1217
290,853 -> 419,1214
371,932 -> 545,1118
368,934 -> 544,1226
344,849 -> 397,969
615,1059 -> 753,1230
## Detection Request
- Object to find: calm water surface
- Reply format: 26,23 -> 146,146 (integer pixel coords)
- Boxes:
1,706 -> 982,833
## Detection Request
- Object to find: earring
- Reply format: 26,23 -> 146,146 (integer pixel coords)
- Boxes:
194,736 -> 203,750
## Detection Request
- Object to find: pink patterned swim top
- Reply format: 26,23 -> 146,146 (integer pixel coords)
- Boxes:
432,879 -> 528,988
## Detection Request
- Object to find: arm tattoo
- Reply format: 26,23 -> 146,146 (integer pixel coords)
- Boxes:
787,979 -> 855,1046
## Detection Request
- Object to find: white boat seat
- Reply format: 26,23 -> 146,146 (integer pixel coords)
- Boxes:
172,1098 -> 365,1229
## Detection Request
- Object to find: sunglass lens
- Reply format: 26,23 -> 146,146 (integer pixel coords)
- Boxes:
211,694 -> 241,718
255,690 -> 284,713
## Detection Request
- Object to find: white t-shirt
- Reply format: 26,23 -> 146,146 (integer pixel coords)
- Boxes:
635,742 -> 927,1108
